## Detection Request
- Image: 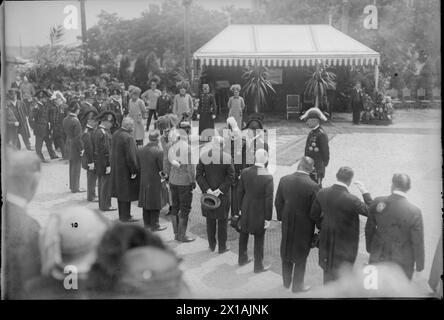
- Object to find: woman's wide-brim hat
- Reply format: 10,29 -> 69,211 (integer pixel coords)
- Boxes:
200,193 -> 221,210
79,105 -> 99,122
97,110 -> 117,123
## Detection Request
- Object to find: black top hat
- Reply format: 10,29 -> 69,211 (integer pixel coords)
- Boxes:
97,110 -> 117,123
200,193 -> 221,210
243,113 -> 264,130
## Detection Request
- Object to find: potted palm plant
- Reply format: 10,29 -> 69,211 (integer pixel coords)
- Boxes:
242,62 -> 276,114
304,61 -> 336,117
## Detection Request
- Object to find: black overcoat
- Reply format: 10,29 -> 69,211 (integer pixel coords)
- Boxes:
63,114 -> 84,161
365,194 -> 424,279
110,128 -> 140,202
137,142 -> 164,210
238,165 -> 274,235
81,126 -> 96,170
93,126 -> 111,175
197,93 -> 216,135
30,101 -> 50,137
9,100 -> 31,140
310,184 -> 372,272
196,150 -> 234,219
275,172 -> 320,263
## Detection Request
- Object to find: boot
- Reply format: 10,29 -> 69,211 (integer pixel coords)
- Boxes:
171,215 -> 179,241
177,216 -> 195,242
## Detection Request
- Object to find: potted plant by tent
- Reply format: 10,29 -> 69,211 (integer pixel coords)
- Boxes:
304,61 -> 336,117
242,62 -> 276,114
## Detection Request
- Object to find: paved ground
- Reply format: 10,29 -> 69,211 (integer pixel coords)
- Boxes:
21,109 -> 442,298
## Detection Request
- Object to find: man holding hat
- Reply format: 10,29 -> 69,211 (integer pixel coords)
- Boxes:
63,101 -> 85,193
93,111 -> 117,211
196,136 -> 234,253
30,89 -> 59,162
81,105 -> 99,202
137,130 -> 167,231
300,107 -> 329,186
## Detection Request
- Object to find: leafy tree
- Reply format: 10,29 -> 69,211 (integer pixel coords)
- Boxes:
242,62 -> 276,113
132,55 -> 148,90
304,62 -> 336,114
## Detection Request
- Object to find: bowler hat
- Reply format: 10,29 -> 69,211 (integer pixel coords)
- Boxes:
35,89 -> 51,98
200,193 -> 221,210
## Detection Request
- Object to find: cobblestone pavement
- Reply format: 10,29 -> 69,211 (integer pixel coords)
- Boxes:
22,108 -> 441,298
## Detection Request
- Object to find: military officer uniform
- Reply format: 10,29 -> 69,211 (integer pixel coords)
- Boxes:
301,108 -> 329,186
80,106 -> 99,201
197,91 -> 217,140
365,191 -> 425,280
30,90 -> 58,162
93,111 -> 116,211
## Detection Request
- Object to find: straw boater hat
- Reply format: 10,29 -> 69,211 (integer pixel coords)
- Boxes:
300,107 -> 328,122
230,84 -> 241,92
50,90 -> 67,103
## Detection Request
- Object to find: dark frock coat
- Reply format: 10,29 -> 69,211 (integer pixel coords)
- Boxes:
237,165 -> 274,235
137,142 -> 164,210
110,128 -> 140,202
196,150 -> 235,219
310,184 -> 372,272
30,101 -> 51,137
275,172 -> 321,263
92,126 -> 111,175
365,194 -> 425,280
63,114 -> 84,161
81,126 -> 96,170
9,100 -> 31,140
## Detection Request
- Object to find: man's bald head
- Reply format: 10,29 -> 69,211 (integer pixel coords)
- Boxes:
392,173 -> 411,192
297,156 -> 315,173
255,149 -> 269,165
122,117 -> 135,132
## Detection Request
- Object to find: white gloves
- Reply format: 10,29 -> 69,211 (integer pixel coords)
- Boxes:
14,122 -> 19,127
171,160 -> 181,168
197,114 -> 200,120
130,174 -> 137,179
264,220 -> 271,229
207,188 -> 223,197
354,181 -> 368,194
88,163 -> 95,170
105,166 -> 111,174
80,150 -> 84,157
212,115 -> 216,119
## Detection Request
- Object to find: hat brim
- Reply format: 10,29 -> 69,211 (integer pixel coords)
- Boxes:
200,194 -> 221,210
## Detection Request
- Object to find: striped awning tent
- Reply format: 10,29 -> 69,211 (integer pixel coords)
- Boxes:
193,24 -> 380,68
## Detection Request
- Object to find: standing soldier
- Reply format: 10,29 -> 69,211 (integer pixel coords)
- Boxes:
63,101 -> 85,193
94,111 -> 118,211
142,79 -> 161,131
81,106 -> 99,202
196,83 -> 217,142
30,90 -> 59,163
301,107 -> 329,186
364,173 -> 425,281
350,81 -> 364,125
196,136 -> 234,253
49,91 -> 68,159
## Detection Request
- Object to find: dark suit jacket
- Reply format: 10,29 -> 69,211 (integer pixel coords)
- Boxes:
137,142 -> 164,210
4,200 -> 41,299
365,194 -> 425,279
275,172 -> 321,263
304,126 -> 329,178
63,113 -> 84,161
92,126 -> 111,175
310,184 -> 372,271
110,128 -> 140,202
30,101 -> 50,137
9,100 -> 30,139
81,126 -> 96,170
196,151 -> 234,219
238,165 -> 274,235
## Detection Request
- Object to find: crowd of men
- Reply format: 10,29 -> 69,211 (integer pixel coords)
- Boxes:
2,75 -> 441,299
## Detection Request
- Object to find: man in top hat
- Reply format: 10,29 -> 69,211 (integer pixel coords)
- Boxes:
137,130 -> 167,231
93,111 -> 117,211
196,136 -> 234,253
63,101 -> 85,193
165,120 -> 196,242
81,106 -> 99,202
364,173 -> 424,281
110,117 -> 140,222
350,81 -> 364,125
275,156 -> 320,293
30,89 -> 59,162
94,88 -> 108,114
237,149 -> 274,273
7,88 -> 32,150
196,83 -> 217,142
49,91 -> 68,159
242,113 -> 269,168
11,76 -> 22,100
301,107 -> 329,186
